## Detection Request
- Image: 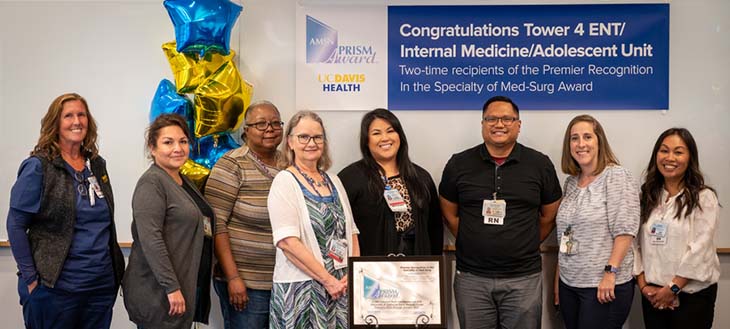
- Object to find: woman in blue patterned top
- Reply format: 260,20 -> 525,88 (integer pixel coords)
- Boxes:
267,110 -> 360,328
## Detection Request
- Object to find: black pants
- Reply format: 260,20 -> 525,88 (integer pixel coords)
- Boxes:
641,283 -> 717,329
559,279 -> 634,329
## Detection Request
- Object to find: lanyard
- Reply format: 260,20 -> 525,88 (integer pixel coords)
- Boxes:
381,175 -> 393,190
85,159 -> 100,207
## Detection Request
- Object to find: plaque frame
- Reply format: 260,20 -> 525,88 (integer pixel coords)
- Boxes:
348,255 -> 447,328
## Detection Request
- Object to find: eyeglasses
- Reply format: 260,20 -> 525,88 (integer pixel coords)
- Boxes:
246,120 -> 284,131
483,116 -> 519,126
292,134 -> 325,145
74,172 -> 88,197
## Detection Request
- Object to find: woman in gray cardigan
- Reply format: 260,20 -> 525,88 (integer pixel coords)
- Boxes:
123,114 -> 215,328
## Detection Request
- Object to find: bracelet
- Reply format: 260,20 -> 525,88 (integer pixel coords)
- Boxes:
639,285 -> 648,293
227,276 -> 242,282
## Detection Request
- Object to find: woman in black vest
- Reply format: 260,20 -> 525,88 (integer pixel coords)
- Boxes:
7,93 -> 125,329
338,109 -> 443,256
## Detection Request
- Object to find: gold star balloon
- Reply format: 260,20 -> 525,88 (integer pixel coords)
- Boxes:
193,59 -> 253,138
162,42 -> 235,93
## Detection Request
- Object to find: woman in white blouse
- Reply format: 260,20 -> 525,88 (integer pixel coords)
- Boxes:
554,115 -> 639,329
634,128 -> 720,329
267,110 -> 360,328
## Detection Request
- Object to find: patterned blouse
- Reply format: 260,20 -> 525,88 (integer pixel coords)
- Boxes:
556,165 -> 640,287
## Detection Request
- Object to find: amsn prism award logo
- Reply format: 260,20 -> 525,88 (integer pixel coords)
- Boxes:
363,275 -> 400,299
306,15 -> 377,64
307,15 -> 375,92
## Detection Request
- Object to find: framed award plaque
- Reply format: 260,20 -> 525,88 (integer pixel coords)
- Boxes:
348,256 -> 446,328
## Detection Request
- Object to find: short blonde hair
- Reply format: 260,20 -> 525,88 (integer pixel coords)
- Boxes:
561,114 -> 619,176
283,110 -> 332,171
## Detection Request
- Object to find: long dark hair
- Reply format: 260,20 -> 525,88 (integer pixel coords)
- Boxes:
640,128 -> 713,223
359,109 -> 430,208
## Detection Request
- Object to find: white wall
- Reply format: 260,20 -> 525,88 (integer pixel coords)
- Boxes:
1,0 -> 728,328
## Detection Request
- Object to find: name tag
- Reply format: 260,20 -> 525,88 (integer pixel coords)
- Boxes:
384,189 -> 408,212
328,239 -> 348,270
559,234 -> 580,255
650,222 -> 667,245
483,199 -> 506,225
203,216 -> 213,238
87,176 -> 104,198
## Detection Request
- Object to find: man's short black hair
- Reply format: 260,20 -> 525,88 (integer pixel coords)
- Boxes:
482,96 -> 519,116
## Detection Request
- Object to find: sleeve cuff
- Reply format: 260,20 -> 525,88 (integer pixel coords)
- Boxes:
215,222 -> 229,235
21,271 -> 38,285
272,226 -> 300,246
164,283 -> 182,294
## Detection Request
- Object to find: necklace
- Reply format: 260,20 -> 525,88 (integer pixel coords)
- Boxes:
293,165 -> 341,224
294,164 -> 329,191
248,150 -> 276,179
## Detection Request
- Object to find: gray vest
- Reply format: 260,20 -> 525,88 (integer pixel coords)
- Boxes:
29,155 -> 125,288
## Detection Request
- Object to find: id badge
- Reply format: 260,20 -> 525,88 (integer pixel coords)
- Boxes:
559,235 -> 579,255
87,176 -> 105,198
328,239 -> 348,269
384,189 -> 407,213
203,216 -> 213,238
482,199 -> 506,225
650,222 -> 667,245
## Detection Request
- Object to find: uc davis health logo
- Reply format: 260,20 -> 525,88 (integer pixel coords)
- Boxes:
306,15 -> 377,64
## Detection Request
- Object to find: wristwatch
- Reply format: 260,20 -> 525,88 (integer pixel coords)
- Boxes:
604,265 -> 619,274
669,282 -> 681,295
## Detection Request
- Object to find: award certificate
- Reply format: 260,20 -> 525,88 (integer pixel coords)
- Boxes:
348,256 -> 446,328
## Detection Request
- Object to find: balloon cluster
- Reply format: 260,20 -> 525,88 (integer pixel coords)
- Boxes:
150,0 -> 252,187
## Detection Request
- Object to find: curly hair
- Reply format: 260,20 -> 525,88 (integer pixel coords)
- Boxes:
31,93 -> 99,160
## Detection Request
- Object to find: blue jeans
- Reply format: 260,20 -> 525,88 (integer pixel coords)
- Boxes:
213,279 -> 271,329
18,277 -> 115,329
454,270 -> 542,329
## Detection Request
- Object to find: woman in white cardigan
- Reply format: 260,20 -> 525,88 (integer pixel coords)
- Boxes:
267,110 -> 360,328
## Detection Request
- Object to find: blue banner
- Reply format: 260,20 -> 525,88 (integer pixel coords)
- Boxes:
388,4 -> 669,110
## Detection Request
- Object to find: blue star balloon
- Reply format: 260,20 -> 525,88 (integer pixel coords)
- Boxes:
164,0 -> 243,56
149,79 -> 193,123
190,133 -> 241,169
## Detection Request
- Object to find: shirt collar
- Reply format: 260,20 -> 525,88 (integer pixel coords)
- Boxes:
479,142 -> 522,165
661,188 -> 684,203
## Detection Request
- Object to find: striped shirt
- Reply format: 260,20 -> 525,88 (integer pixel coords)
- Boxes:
556,165 -> 640,287
205,146 -> 287,290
